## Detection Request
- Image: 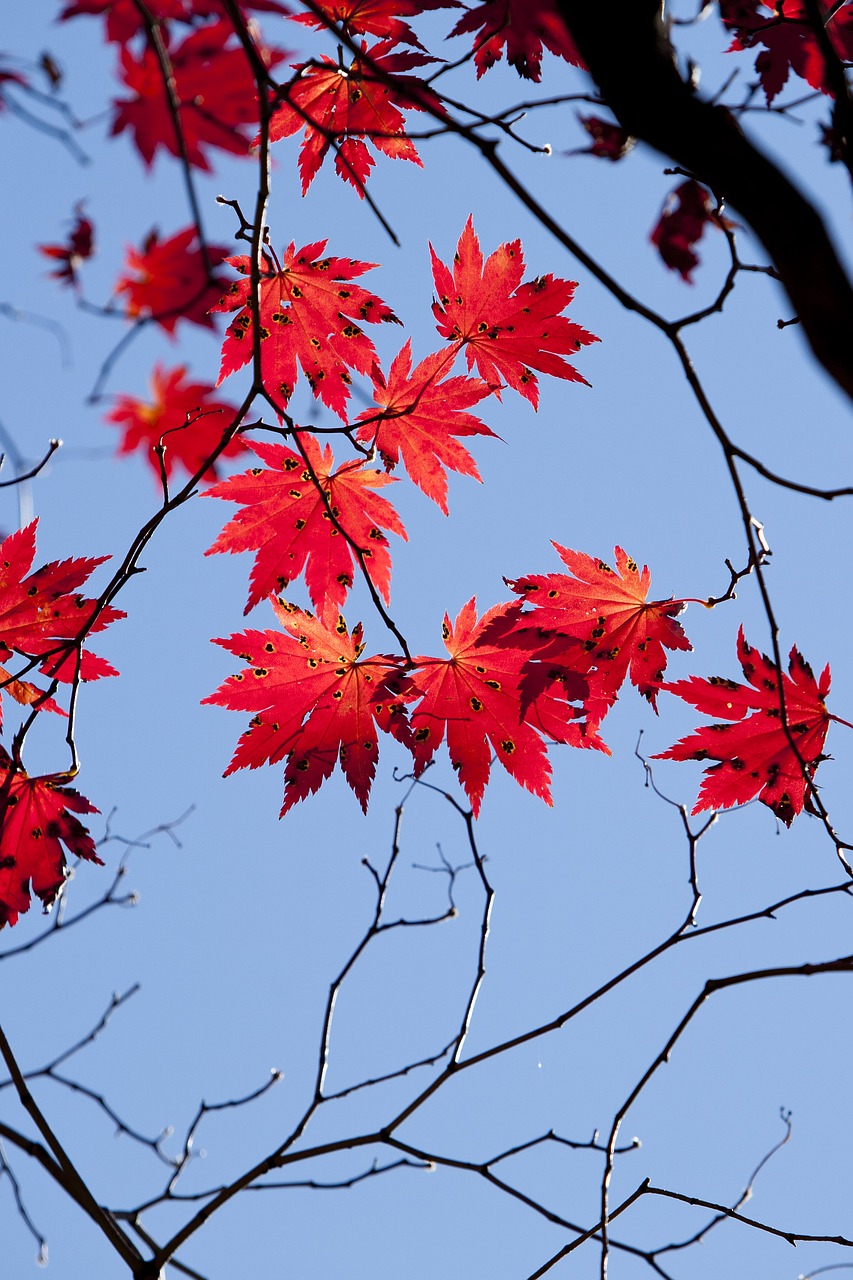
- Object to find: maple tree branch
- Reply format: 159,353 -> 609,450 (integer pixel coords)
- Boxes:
130,0 -> 214,273
558,0 -> 853,402
644,1180 -> 853,1247
0,436 -> 61,488
0,1020 -> 143,1269
598,954 -> 853,1279
0,1137 -> 48,1263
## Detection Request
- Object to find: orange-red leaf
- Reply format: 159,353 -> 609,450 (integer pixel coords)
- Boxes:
430,216 -> 598,407
204,602 -> 413,813
447,0 -> 583,81
115,226 -> 229,335
655,627 -> 832,826
0,522 -> 123,727
269,41 -> 443,195
355,341 -> 495,512
204,432 -> 407,616
213,241 -> 401,419
410,598 -> 606,816
506,545 -> 691,721
107,364 -> 243,482
0,749 -> 101,929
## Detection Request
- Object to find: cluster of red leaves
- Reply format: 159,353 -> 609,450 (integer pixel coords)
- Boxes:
38,208 -> 95,289
0,524 -> 122,928
650,180 -> 726,282
720,0 -> 853,104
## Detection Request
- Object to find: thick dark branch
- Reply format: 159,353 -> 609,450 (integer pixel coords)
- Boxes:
559,0 -> 853,402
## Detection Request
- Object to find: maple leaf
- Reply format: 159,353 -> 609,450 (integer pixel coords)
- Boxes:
268,40 -> 444,195
0,522 -> 123,726
447,0 -> 584,81
204,432 -> 407,616
212,241 -> 401,420
38,207 -> 94,290
288,0 -> 458,51
107,364 -> 244,482
204,601 -> 413,813
720,0 -> 853,104
60,0 -> 288,43
110,20 -> 285,170
650,180 -> 724,283
115,226 -> 229,335
571,115 -> 634,162
505,545 -> 691,722
655,628 -> 833,826
430,216 -> 599,408
0,749 -> 101,928
355,340 -> 495,513
410,598 -> 606,816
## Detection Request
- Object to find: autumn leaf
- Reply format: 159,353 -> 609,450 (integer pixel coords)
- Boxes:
115,225 -> 229,335
655,627 -> 832,826
0,749 -> 101,929
355,340 -> 495,513
0,522 -> 123,727
212,240 -> 401,419
650,180 -> 725,282
60,0 -> 287,44
410,598 -> 606,816
572,115 -> 634,162
268,40 -> 444,195
38,207 -> 94,290
447,0 -> 584,81
720,0 -> 853,104
204,601 -> 413,813
110,20 -> 285,170
288,0 -> 457,50
204,432 -> 407,616
107,364 -> 244,482
430,216 -> 599,407
505,545 -> 691,722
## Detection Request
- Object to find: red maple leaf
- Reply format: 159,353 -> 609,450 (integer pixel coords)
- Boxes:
0,749 -> 101,928
288,0 -> 458,51
110,20 -> 285,170
506,545 -> 691,722
204,601 -> 413,813
60,0 -> 288,44
107,364 -> 243,482
212,241 -> 401,419
655,628 -> 833,826
115,226 -> 229,335
430,216 -> 598,407
650,180 -> 725,283
355,341 -> 495,513
720,0 -> 853,104
38,208 -> 94,290
203,432 -> 407,616
447,0 -> 584,81
410,598 -> 606,816
268,40 -> 444,195
572,115 -> 634,162
0,522 -> 124,725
